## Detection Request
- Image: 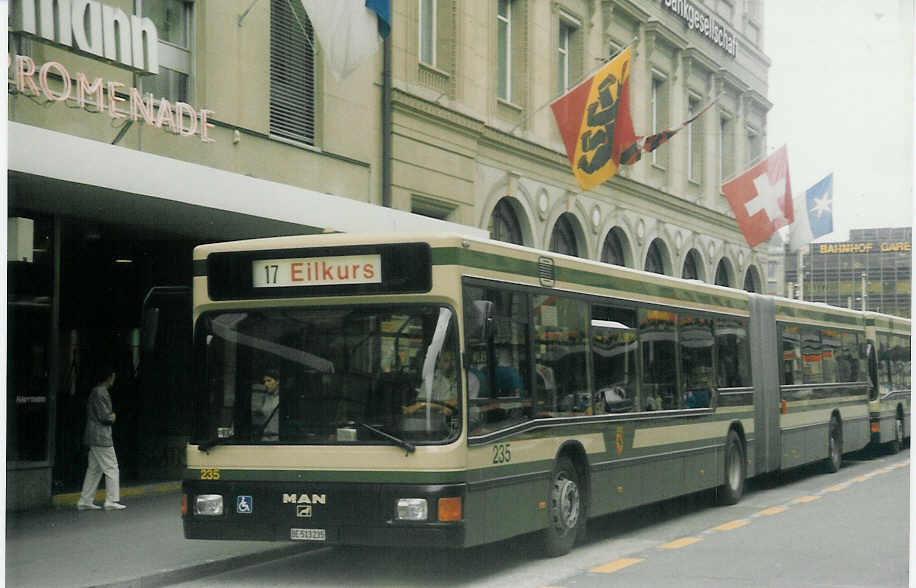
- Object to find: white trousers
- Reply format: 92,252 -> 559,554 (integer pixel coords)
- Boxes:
79,446 -> 120,504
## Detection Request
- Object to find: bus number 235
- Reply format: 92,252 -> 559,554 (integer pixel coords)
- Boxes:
492,444 -> 511,464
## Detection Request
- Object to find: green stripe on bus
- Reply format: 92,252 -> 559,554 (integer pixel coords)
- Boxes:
432,247 -> 539,276
184,469 -> 468,484
782,401 -> 867,415
773,304 -> 863,327
431,247 -> 748,311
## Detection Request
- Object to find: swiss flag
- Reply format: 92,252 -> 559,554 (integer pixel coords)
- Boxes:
722,145 -> 793,248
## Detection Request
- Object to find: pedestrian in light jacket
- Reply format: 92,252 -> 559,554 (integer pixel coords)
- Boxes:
77,364 -> 126,511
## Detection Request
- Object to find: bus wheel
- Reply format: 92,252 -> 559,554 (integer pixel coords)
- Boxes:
543,457 -> 581,557
717,430 -> 746,506
826,418 -> 842,473
889,416 -> 903,454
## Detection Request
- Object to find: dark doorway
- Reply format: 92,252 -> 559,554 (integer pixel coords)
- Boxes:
53,218 -> 197,491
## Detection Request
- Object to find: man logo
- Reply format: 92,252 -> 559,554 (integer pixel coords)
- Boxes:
296,504 -> 312,518
282,493 -> 327,505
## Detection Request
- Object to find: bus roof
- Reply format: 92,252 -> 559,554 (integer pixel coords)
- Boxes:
194,233 -> 910,326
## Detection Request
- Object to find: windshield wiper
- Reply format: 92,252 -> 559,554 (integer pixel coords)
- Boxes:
349,420 -> 415,455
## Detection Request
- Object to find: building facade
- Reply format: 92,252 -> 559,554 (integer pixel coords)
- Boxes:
785,227 -> 912,318
7,0 -> 774,509
392,0 -> 773,290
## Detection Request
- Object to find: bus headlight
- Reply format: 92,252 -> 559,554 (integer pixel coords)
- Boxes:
396,498 -> 428,521
194,494 -> 224,516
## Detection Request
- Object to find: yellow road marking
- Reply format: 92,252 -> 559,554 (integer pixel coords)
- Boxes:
713,520 -> 749,531
590,558 -> 644,574
756,506 -> 788,516
851,475 -> 869,482
658,537 -> 702,549
823,484 -> 846,492
793,495 -> 821,503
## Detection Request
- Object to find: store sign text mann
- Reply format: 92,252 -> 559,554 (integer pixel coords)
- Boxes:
11,0 -> 159,74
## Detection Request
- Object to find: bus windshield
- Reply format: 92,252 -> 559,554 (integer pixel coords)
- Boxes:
194,305 -> 461,446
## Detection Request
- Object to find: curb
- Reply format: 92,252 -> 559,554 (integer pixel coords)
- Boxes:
89,544 -> 322,588
53,481 -> 182,508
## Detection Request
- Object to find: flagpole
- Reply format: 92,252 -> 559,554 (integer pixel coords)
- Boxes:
834,170 -> 838,240
509,37 -> 638,134
797,239 -> 804,300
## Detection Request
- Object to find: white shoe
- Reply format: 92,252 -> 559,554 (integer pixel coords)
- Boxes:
104,502 -> 127,510
77,502 -> 101,510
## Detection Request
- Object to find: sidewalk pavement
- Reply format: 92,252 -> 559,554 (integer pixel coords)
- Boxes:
6,484 -> 316,588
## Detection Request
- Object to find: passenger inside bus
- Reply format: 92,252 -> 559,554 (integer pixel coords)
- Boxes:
684,366 -> 712,409
252,368 -> 281,440
494,346 -> 523,397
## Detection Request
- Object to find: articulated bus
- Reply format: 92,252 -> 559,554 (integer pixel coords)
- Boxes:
865,313 -> 911,453
181,233 -> 908,556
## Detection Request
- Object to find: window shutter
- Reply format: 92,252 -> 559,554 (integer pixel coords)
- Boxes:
270,0 -> 316,145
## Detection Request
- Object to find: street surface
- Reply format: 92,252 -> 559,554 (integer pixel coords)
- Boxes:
173,448 -> 909,588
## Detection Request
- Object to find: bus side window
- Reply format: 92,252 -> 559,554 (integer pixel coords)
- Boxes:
836,331 -> 860,383
878,335 -> 893,393
781,326 -> 802,385
591,306 -> 637,414
801,328 -> 823,385
680,314 -> 713,408
462,284 -> 531,434
715,318 -> 751,388
819,328 -> 840,384
533,295 -> 589,417
891,335 -> 911,390
639,309 -> 677,410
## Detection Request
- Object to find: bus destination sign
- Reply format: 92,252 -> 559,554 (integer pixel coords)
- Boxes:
205,243 -> 430,300
252,254 -> 382,288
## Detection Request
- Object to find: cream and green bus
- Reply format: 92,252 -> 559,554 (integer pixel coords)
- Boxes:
865,313 -> 911,453
181,233 -> 889,555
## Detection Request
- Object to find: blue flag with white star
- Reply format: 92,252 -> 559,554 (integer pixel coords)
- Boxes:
789,173 -> 834,251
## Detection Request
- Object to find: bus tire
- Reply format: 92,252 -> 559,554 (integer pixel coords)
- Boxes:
889,415 -> 903,454
825,418 -> 842,473
543,457 -> 582,557
717,430 -> 745,506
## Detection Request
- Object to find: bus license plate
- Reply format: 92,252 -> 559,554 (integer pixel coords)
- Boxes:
290,528 -> 326,541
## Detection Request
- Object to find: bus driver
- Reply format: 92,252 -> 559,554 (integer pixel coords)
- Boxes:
404,350 -> 457,415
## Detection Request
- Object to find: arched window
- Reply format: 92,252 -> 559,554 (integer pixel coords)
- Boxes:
715,259 -> 731,287
645,239 -> 666,275
549,213 -> 579,257
601,229 -> 626,266
743,266 -> 761,292
489,198 -> 524,245
682,250 -> 701,280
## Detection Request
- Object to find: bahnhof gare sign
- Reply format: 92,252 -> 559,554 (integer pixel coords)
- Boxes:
9,0 -> 216,142
816,242 -> 912,255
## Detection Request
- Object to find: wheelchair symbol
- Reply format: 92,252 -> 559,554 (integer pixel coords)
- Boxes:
237,495 -> 253,514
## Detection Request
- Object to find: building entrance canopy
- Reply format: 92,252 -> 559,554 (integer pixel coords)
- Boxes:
8,122 -> 487,242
